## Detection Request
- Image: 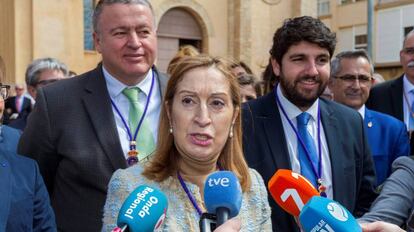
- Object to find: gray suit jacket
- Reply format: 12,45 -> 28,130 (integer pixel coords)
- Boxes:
18,64 -> 168,232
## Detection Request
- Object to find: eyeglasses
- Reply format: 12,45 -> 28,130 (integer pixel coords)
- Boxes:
35,79 -> 59,87
402,47 -> 414,55
333,74 -> 372,85
0,83 -> 10,100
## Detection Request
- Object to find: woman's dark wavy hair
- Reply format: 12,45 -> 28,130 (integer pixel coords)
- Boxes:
270,16 -> 337,66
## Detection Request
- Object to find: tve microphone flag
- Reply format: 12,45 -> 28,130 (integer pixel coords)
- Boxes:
299,196 -> 362,232
268,169 -> 319,217
114,185 -> 168,232
204,171 -> 242,226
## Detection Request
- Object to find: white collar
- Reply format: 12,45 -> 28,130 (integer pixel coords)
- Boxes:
403,74 -> 414,96
277,84 -> 319,122
102,66 -> 153,99
357,105 -> 366,119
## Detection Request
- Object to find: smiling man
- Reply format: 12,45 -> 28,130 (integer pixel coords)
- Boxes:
242,16 -> 377,232
18,0 -> 168,231
329,50 -> 409,187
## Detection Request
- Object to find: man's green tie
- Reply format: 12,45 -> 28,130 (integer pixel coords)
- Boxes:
122,87 -> 155,161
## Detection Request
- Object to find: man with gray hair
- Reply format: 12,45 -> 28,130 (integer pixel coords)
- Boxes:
25,57 -> 69,101
18,0 -> 167,231
6,57 -> 68,131
329,50 -> 409,187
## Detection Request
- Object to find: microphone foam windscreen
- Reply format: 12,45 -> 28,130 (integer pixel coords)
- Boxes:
203,171 -> 242,218
117,185 -> 168,232
268,169 -> 319,216
299,196 -> 361,232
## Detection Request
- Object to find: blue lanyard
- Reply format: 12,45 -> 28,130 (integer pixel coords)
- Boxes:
110,70 -> 155,150
177,171 -> 204,216
274,86 -> 323,185
177,165 -> 224,217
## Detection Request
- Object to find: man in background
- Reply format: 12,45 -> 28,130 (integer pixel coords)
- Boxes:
367,29 -> 414,155
7,57 -> 68,131
4,84 -> 31,124
329,50 -> 409,186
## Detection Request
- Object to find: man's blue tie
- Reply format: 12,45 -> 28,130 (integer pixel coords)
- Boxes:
297,112 -> 318,187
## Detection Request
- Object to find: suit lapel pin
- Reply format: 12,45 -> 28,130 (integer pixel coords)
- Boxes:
367,121 -> 373,128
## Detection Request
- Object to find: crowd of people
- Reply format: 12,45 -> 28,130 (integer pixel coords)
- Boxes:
0,0 -> 413,231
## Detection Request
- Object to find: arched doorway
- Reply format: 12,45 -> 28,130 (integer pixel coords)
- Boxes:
157,8 -> 203,73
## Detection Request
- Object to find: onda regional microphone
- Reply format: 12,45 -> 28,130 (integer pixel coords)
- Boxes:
268,169 -> 319,217
299,196 -> 362,232
112,185 -> 168,232
203,171 -> 243,227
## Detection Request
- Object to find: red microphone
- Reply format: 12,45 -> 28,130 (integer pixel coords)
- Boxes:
268,169 -> 319,217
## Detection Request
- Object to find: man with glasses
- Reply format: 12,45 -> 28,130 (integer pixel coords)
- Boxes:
329,50 -> 409,187
25,57 -> 69,102
7,57 -> 68,131
367,30 -> 414,155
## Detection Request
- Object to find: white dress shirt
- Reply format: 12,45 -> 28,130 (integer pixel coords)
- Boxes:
276,85 -> 333,198
357,105 -> 366,119
403,74 -> 414,130
103,66 -> 161,159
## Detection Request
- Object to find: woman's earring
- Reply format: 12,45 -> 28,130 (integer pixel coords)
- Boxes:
169,126 -> 173,134
229,124 -> 234,138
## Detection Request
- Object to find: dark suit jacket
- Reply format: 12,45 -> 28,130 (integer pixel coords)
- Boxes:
365,75 -> 414,155
364,108 -> 409,186
4,96 -> 32,123
0,125 -> 56,232
366,75 -> 404,122
18,64 -> 168,232
242,92 -> 378,232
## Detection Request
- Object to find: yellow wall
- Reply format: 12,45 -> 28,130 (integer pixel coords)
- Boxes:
0,0 -> 317,84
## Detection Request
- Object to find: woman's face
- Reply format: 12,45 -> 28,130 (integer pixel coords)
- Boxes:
167,67 -> 238,163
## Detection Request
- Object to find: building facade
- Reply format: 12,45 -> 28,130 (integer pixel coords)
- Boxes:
319,0 -> 414,79
0,0 -> 317,85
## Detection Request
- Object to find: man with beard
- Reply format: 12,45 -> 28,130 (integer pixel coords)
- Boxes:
366,30 -> 414,155
242,16 -> 377,232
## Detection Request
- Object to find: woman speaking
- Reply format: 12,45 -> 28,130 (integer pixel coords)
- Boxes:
102,55 -> 271,231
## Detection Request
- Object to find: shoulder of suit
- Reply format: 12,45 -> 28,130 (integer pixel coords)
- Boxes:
242,92 -> 275,112
321,98 -> 360,117
370,75 -> 403,92
41,67 -> 101,94
392,156 -> 414,175
0,145 -> 37,169
366,109 -> 405,127
2,125 -> 21,138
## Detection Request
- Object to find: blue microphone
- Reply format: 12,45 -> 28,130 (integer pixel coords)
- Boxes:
299,196 -> 362,232
113,185 -> 168,232
203,171 -> 242,227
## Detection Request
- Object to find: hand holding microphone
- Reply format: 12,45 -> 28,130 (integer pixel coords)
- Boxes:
201,171 -> 242,231
212,218 -> 241,232
112,185 -> 168,232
